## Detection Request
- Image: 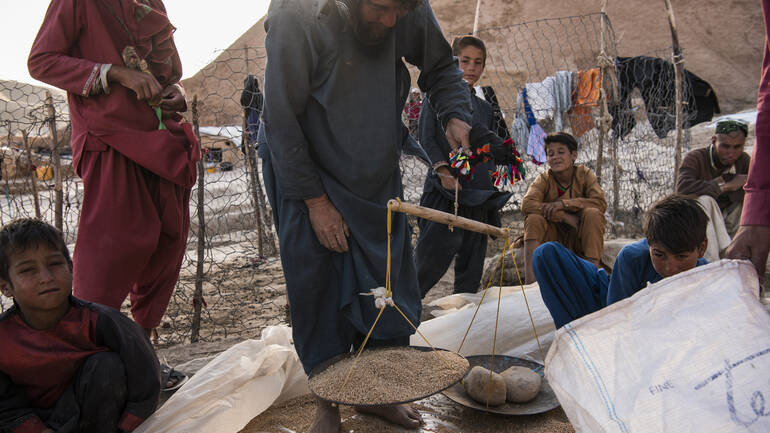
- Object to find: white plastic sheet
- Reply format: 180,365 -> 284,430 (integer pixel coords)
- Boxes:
546,260 -> 770,433
412,283 -> 556,360
134,326 -> 308,433
135,285 -> 556,432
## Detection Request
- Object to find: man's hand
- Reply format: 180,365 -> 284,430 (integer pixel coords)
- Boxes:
305,194 -> 350,253
445,118 -> 472,156
435,166 -> 461,191
160,84 -> 187,118
725,225 -> 770,279
108,65 -> 162,104
719,174 -> 748,193
539,200 -> 564,221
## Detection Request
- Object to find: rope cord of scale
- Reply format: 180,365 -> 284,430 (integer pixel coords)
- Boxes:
339,198 -> 545,399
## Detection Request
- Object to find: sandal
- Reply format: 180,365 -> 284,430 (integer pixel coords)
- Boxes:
160,363 -> 188,393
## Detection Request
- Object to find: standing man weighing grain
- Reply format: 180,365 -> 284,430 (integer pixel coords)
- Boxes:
260,0 -> 472,430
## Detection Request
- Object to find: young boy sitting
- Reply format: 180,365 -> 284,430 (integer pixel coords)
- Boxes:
533,194 -> 709,328
521,132 -> 607,284
0,219 -> 160,433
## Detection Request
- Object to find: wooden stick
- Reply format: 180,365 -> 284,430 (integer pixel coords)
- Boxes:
387,199 -> 508,238
191,95 -> 206,343
242,108 -> 264,258
45,91 -> 63,231
22,131 -> 41,219
663,0 -> 685,188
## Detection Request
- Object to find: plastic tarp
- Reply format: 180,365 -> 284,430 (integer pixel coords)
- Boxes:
412,283 -> 556,360
545,260 -> 770,433
134,326 -> 308,433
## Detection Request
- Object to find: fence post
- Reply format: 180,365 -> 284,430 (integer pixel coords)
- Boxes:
597,5 -> 619,216
242,109 -> 265,257
253,150 -> 276,255
472,0 -> 482,35
45,92 -> 63,231
611,134 -> 620,217
21,130 -> 41,218
595,5 -> 609,185
191,95 -> 206,343
3,121 -> 12,224
663,0 -> 685,189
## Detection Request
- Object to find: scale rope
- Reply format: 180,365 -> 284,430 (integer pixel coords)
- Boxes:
339,198 -> 545,395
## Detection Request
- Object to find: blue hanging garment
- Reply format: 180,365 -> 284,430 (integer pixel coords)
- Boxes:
522,88 -> 547,165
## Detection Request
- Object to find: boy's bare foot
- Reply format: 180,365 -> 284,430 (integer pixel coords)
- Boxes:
309,399 -> 341,433
355,404 -> 422,429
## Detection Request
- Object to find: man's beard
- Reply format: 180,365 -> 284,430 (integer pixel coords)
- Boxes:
355,21 -> 391,45
337,0 -> 392,46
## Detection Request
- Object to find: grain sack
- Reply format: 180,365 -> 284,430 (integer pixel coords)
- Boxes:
545,260 -> 770,433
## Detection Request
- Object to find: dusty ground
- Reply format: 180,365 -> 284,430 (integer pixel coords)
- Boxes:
238,394 -> 574,433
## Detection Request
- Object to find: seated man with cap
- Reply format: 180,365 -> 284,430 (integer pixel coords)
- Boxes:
676,118 -> 751,262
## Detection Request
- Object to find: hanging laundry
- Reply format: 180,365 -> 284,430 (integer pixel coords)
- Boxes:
522,88 -> 547,165
510,116 -> 530,154
552,71 -> 573,131
525,76 -> 556,119
523,71 -> 573,130
567,68 -> 602,138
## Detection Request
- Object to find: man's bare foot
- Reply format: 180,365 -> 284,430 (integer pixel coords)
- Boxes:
355,404 -> 422,429
309,399 -> 340,433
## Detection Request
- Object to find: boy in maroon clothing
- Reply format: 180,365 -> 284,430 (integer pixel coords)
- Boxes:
0,219 -> 160,433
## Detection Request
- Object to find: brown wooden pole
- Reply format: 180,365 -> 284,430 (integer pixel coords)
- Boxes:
243,108 -> 264,257
663,0 -> 685,189
596,87 -> 606,185
191,95 -> 206,343
22,131 -> 41,218
252,157 -> 276,255
45,92 -> 63,230
3,121 -> 12,225
387,199 -> 508,238
611,133 -> 620,217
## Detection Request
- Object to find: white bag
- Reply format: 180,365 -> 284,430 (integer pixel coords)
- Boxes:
545,260 -> 770,433
413,283 -> 556,359
134,325 -> 308,433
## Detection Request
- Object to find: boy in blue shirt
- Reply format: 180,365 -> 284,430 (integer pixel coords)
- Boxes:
533,194 -> 709,328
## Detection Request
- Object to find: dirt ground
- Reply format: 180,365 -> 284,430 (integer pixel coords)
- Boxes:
238,394 -> 574,433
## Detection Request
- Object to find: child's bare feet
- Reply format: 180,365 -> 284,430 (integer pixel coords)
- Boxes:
355,404 -> 422,429
309,399 -> 341,433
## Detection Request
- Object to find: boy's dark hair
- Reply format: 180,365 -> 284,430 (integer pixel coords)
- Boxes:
0,218 -> 71,282
452,35 -> 487,66
644,195 -> 708,254
544,132 -> 578,153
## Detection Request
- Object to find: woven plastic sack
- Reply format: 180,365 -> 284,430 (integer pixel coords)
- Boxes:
413,283 -> 555,359
134,325 -> 308,433
545,260 -> 770,433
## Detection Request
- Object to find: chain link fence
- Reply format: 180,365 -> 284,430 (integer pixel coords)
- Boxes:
402,14 -> 697,237
1,12 -> 702,345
